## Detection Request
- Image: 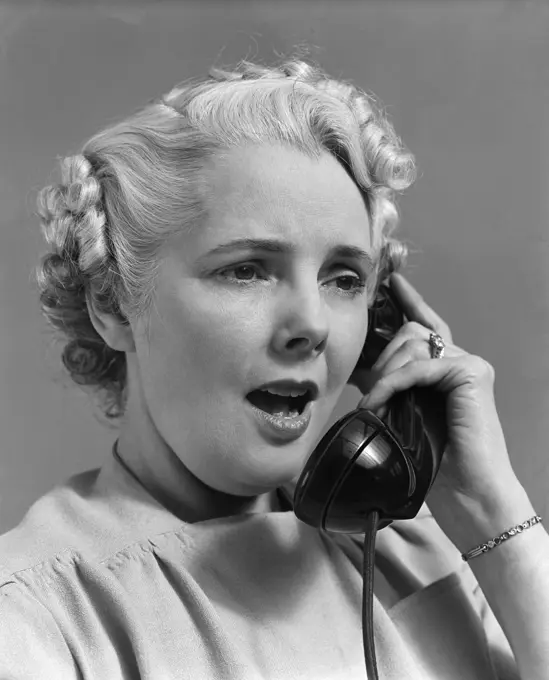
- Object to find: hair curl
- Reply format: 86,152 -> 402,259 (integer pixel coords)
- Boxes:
35,56 -> 415,422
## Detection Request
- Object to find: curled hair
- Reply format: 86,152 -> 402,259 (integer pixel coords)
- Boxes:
35,56 -> 415,421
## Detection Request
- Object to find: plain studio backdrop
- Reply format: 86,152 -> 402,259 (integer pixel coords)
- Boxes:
0,0 -> 548,534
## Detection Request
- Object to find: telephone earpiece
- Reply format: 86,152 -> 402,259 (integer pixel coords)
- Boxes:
293,283 -> 445,534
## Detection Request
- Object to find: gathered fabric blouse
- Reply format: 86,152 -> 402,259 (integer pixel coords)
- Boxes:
0,442 -> 517,679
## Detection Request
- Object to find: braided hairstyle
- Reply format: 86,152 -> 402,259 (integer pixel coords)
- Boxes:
35,57 -> 415,422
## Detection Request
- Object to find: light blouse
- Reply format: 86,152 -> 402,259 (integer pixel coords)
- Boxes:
0,442 -> 517,679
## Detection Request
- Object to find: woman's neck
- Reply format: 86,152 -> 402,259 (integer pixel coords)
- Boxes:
114,409 -> 283,524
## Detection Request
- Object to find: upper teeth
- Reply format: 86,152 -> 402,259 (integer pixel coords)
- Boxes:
262,386 -> 308,398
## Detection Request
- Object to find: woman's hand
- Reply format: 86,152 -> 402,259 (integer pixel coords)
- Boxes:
352,273 -> 525,550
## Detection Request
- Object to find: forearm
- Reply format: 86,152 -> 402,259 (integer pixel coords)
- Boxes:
454,484 -> 549,680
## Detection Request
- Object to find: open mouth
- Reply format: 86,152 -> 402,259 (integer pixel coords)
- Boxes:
246,389 -> 311,417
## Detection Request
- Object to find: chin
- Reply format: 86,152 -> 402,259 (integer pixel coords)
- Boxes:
241,458 -> 306,494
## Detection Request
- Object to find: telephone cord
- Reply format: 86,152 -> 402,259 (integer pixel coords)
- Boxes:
362,509 -> 380,679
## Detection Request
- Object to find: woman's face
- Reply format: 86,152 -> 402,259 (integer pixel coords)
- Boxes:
130,144 -> 374,498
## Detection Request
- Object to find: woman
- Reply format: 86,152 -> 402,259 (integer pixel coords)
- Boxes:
0,58 -> 547,679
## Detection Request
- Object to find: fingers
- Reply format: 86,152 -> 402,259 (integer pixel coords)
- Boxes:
371,321 -> 464,375
390,273 -> 453,343
359,358 -> 453,412
370,333 -> 423,375
360,353 -> 495,413
360,319 -> 467,414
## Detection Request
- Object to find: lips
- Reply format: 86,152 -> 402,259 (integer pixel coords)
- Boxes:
246,379 -> 319,416
246,394 -> 314,442
249,379 -> 319,401
247,389 -> 308,415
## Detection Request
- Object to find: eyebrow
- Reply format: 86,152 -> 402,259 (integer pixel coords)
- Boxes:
203,237 -> 375,270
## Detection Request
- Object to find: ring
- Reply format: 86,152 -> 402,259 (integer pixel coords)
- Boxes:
429,332 -> 446,359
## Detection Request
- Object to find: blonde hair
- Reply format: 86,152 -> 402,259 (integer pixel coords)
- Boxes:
35,57 -> 415,421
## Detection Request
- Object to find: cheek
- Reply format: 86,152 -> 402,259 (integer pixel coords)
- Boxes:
134,293 -> 266,401
183,299 -> 265,377
327,310 -> 369,379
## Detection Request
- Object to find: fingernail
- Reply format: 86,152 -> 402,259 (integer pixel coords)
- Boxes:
358,394 -> 370,409
375,405 -> 388,420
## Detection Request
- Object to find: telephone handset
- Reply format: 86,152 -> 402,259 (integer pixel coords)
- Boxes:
293,281 -> 445,533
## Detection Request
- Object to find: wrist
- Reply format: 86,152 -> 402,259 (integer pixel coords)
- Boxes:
461,513 -> 543,561
442,481 -> 536,555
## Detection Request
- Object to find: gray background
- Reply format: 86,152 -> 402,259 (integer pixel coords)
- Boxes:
1,0 -> 548,534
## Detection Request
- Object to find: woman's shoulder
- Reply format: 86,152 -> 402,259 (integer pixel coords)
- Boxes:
0,577 -> 81,678
0,467 -> 104,586
0,450 -> 183,587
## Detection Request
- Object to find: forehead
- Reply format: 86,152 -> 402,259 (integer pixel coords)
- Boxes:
196,144 -> 371,253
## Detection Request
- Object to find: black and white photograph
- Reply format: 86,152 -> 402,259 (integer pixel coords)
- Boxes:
0,1 -> 548,678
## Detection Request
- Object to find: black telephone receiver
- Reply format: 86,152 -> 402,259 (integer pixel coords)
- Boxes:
293,282 -> 445,534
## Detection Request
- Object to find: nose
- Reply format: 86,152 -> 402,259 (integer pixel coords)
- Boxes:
272,280 -> 329,360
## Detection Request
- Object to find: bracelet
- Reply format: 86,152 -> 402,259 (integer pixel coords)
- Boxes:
461,515 -> 543,562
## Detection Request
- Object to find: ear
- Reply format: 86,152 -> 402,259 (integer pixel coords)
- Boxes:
86,293 -> 136,353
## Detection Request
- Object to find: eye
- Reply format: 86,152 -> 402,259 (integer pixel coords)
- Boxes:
229,265 -> 257,281
334,274 -> 364,290
329,271 -> 367,297
217,262 -> 265,284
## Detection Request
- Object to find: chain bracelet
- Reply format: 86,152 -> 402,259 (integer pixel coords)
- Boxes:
461,514 -> 543,562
